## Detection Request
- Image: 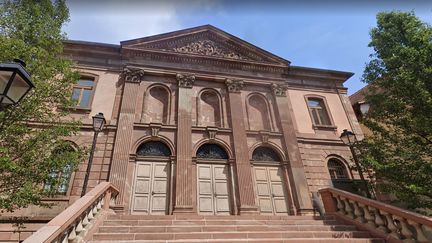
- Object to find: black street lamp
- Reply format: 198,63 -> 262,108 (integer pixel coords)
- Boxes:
81,112 -> 106,197
0,59 -> 34,105
340,129 -> 372,198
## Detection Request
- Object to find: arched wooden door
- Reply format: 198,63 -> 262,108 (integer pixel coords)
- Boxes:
251,147 -> 290,215
131,141 -> 171,215
196,144 -> 232,215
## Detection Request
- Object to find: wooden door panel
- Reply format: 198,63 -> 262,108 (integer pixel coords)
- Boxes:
254,166 -> 289,215
197,164 -> 230,215
132,162 -> 169,215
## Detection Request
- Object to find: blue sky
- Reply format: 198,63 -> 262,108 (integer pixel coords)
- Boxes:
64,1 -> 432,95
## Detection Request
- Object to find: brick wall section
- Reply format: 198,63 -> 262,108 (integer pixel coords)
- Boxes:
298,141 -> 358,193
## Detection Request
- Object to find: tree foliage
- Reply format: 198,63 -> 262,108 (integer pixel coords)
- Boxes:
0,0 -> 85,213
359,11 -> 432,213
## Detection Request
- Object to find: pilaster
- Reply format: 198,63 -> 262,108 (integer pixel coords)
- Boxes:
109,67 -> 144,209
226,79 -> 259,215
173,73 -> 196,214
271,83 -> 313,215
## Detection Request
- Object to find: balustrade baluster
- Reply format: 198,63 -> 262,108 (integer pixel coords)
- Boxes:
381,211 -> 400,239
359,204 -> 376,228
68,224 -> 77,240
335,195 -> 345,214
350,200 -> 365,223
88,208 -> 94,220
394,216 -> 415,243
97,199 -> 102,210
373,208 -> 388,233
92,203 -> 98,215
82,214 -> 89,226
407,220 -> 428,243
341,197 -> 354,218
75,218 -> 84,233
60,233 -> 68,243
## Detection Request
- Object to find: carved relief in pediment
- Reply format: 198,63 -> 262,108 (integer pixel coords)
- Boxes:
172,40 -> 248,61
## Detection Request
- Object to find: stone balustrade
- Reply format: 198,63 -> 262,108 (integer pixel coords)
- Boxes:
23,182 -> 119,243
319,187 -> 432,243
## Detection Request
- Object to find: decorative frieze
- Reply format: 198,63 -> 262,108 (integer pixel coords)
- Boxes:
176,73 -> 195,88
121,67 -> 145,83
225,78 -> 244,93
173,40 -> 247,60
271,83 -> 288,97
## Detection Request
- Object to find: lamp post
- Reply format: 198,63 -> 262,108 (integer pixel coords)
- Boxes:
340,129 -> 372,198
81,112 -> 106,197
0,59 -> 34,106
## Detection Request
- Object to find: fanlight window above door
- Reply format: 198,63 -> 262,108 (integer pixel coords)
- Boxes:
136,141 -> 171,157
196,144 -> 228,160
252,147 -> 280,161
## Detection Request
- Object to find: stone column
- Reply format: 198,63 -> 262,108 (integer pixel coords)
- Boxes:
271,83 -> 313,215
173,73 -> 196,214
225,79 -> 259,215
109,67 -> 145,208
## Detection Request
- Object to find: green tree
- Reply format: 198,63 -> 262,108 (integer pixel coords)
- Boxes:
0,0 -> 85,213
359,11 -> 432,213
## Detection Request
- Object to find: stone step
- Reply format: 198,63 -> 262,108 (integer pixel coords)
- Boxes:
98,224 -> 358,233
92,231 -> 372,241
90,239 -> 385,243
107,215 -> 334,221
102,219 -> 341,226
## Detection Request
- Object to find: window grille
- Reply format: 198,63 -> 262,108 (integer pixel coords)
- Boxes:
136,141 -> 171,156
328,158 -> 349,179
252,147 -> 280,161
196,144 -> 228,160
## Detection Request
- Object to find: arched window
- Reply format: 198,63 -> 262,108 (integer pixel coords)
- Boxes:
44,143 -> 76,195
196,144 -> 228,160
137,141 -> 171,157
199,90 -> 221,127
328,158 -> 349,179
248,95 -> 271,131
143,86 -> 169,124
252,147 -> 280,161
307,98 -> 331,126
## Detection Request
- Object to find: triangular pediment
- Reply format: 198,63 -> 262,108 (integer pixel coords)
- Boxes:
121,25 -> 290,65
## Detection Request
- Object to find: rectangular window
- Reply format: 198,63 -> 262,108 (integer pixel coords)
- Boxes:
72,78 -> 95,109
307,98 -> 332,126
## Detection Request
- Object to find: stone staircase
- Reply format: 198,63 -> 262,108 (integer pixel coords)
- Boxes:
88,214 -> 385,243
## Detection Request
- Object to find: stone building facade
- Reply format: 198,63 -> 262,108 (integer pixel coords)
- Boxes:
40,25 -> 362,217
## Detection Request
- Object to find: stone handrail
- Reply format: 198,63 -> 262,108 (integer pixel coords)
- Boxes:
24,182 -> 119,243
319,187 -> 432,243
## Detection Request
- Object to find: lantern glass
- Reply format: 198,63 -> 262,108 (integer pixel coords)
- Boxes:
92,113 -> 106,132
8,72 -> 32,103
0,70 -> 13,93
340,129 -> 357,146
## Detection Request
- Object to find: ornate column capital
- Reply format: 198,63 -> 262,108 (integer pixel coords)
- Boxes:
176,73 -> 195,88
271,83 -> 288,97
225,78 -> 244,93
121,67 -> 145,83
